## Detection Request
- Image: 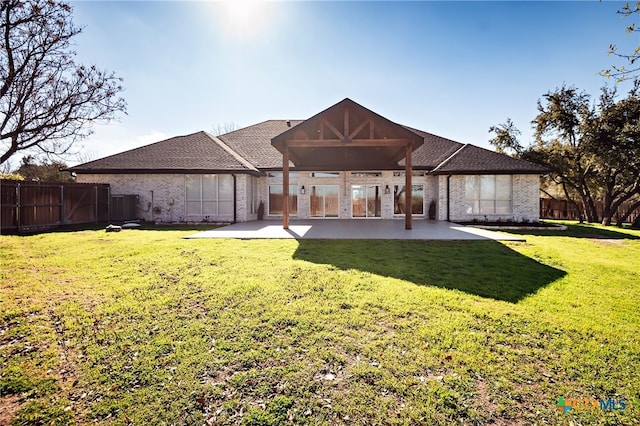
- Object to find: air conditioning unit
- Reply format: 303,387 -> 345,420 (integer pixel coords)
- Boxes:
111,195 -> 138,221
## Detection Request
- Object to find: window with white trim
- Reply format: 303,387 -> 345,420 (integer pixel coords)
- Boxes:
464,175 -> 512,214
185,174 -> 233,216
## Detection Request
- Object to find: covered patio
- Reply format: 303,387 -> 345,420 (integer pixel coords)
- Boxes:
271,99 -> 424,230
185,220 -> 525,241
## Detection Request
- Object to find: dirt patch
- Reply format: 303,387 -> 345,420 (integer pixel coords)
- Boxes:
474,379 -> 497,419
0,395 -> 21,426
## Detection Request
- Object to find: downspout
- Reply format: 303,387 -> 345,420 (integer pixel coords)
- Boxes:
446,175 -> 451,222
232,174 -> 237,223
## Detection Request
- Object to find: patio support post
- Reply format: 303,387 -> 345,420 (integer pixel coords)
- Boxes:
283,147 -> 290,229
405,143 -> 412,230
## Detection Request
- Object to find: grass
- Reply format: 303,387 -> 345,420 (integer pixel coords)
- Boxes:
0,221 -> 639,425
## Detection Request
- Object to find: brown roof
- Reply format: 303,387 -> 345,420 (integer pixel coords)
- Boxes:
70,112 -> 548,176
69,131 -> 260,174
401,126 -> 464,169
430,144 -> 549,174
218,120 -> 303,169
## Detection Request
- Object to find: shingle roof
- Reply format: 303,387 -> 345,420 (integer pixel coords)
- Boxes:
430,144 -> 549,174
401,126 -> 464,169
70,120 -> 549,175
69,131 -> 259,174
218,120 -> 303,169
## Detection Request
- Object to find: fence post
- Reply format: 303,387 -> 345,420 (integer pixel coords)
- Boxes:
60,185 -> 65,225
16,182 -> 21,233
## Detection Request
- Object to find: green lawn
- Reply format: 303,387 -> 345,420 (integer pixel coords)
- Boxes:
1,222 -> 638,425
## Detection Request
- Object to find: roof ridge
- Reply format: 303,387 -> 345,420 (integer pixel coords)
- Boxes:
401,125 -> 465,146
203,131 -> 259,172
431,143 -> 469,173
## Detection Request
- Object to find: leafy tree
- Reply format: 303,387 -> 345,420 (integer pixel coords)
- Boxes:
488,118 -> 524,157
0,171 -> 24,180
0,0 -> 126,164
586,85 -> 640,225
530,84 -> 640,225
600,2 -> 640,82
14,155 -> 73,181
530,86 -> 596,221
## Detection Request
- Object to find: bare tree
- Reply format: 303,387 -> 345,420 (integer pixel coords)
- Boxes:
211,122 -> 239,136
1,0 -> 126,164
600,2 -> 640,82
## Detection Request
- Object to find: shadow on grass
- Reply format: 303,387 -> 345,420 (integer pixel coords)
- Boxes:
293,240 -> 566,303
509,222 -> 640,240
1,222 -> 223,235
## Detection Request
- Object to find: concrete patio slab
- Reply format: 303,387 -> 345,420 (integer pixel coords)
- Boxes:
184,220 -> 525,241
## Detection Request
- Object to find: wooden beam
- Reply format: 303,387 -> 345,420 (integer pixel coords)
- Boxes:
284,138 -> 412,147
369,119 -> 374,139
344,108 -> 349,139
405,144 -> 412,230
348,119 -> 370,139
322,119 -> 344,139
283,148 -> 289,229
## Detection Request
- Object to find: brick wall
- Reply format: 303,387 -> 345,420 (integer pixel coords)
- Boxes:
77,172 -> 541,224
76,173 -> 254,223
437,174 -> 540,222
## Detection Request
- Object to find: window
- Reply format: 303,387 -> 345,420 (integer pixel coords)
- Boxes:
351,172 -> 382,177
393,171 -> 425,177
268,172 -> 298,178
464,175 -> 512,214
310,172 -> 340,178
394,185 -> 424,215
185,175 -> 233,216
268,185 -> 298,215
248,176 -> 258,214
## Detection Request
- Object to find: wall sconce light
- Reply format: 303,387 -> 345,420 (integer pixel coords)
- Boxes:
384,185 -> 390,195
300,185 -> 305,195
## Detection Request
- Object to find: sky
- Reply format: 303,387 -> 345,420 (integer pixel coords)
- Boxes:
53,0 -> 640,166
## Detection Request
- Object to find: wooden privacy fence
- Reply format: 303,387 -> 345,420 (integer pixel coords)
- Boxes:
1,180 -> 110,233
540,198 -> 640,223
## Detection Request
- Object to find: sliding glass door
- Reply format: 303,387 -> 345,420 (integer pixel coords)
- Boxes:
310,185 -> 339,218
352,185 -> 382,218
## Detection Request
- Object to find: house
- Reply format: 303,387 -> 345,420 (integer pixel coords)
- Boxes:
70,99 -> 548,227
